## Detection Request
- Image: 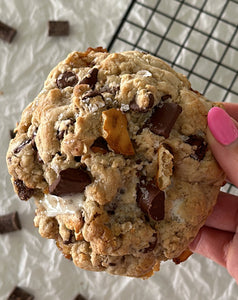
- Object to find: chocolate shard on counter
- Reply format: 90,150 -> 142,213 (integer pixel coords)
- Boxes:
0,21 -> 17,43
74,293 -> 87,300
48,21 -> 69,36
49,168 -> 92,196
137,181 -> 165,221
0,211 -> 21,234
7,286 -> 34,300
148,103 -> 182,138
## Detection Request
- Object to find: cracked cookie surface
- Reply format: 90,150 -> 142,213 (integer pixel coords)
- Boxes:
7,48 -> 225,278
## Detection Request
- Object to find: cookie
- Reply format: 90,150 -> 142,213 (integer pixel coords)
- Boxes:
6,47 -> 225,278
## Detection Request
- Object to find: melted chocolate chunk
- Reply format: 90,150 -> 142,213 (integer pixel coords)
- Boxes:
13,139 -> 32,154
137,181 -> 165,221
91,137 -> 109,154
7,286 -> 34,300
79,68 -> 98,89
141,233 -> 157,253
14,179 -> 34,201
0,21 -> 17,43
56,71 -> 78,89
74,156 -> 81,162
161,94 -> 172,101
48,21 -> 69,36
185,135 -> 207,161
49,168 -> 92,196
82,90 -> 103,101
0,212 -> 21,234
129,93 -> 154,113
147,103 -> 182,138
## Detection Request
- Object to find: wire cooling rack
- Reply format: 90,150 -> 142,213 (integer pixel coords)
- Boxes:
108,0 -> 238,195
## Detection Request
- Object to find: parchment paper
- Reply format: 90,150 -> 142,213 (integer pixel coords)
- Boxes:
0,1 -> 238,299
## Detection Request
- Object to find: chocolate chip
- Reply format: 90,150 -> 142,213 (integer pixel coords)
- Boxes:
13,139 -> 32,154
63,230 -> 76,245
147,103 -> 182,138
79,68 -> 98,89
49,168 -> 92,196
137,181 -> 165,221
82,90 -> 103,101
185,135 -> 207,161
48,21 -> 69,36
7,286 -> 34,300
0,21 -> 17,43
74,294 -> 87,300
56,71 -> 78,89
91,137 -> 109,154
0,212 -> 21,234
141,233 -> 157,253
130,93 -> 154,113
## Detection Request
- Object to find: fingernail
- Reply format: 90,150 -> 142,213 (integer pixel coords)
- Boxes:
208,107 -> 238,146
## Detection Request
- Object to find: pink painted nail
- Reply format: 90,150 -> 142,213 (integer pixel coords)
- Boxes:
207,107 -> 238,145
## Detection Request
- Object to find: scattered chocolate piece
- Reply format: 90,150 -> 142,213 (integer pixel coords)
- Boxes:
129,93 -> 154,112
49,168 -> 92,196
48,21 -> 69,36
74,294 -> 87,300
56,71 -> 78,89
147,103 -> 182,138
14,179 -> 34,201
13,139 -> 32,154
0,21 -> 17,43
141,233 -> 157,253
79,68 -> 98,89
0,212 -> 21,234
7,286 -> 34,300
185,135 -> 207,161
91,137 -> 109,154
137,181 -> 165,221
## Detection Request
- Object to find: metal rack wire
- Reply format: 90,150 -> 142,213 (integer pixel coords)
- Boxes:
108,0 -> 238,195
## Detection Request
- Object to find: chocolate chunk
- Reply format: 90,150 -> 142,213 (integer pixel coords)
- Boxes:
185,135 -> 207,161
161,94 -> 172,101
0,21 -> 17,43
49,168 -> 92,196
91,137 -> 109,154
141,233 -> 157,253
13,139 -> 32,154
7,286 -> 34,300
147,103 -> 182,138
0,212 -> 21,234
82,90 -> 104,101
56,71 -> 78,89
137,181 -> 165,221
130,93 -> 154,113
79,68 -> 98,89
74,156 -> 81,162
74,294 -> 87,300
10,129 -> 16,139
48,21 -> 69,36
14,179 -> 34,201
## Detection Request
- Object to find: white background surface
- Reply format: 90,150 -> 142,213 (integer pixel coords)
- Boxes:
0,1 -> 238,299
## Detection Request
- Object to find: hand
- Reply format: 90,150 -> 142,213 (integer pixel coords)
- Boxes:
189,102 -> 238,284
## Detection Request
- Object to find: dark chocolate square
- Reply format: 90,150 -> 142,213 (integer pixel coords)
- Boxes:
0,21 -> 17,43
48,21 -> 69,36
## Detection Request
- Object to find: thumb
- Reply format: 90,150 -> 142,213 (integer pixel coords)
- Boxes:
207,106 -> 238,187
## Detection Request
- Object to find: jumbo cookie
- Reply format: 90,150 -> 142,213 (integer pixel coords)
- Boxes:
6,48 -> 225,278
